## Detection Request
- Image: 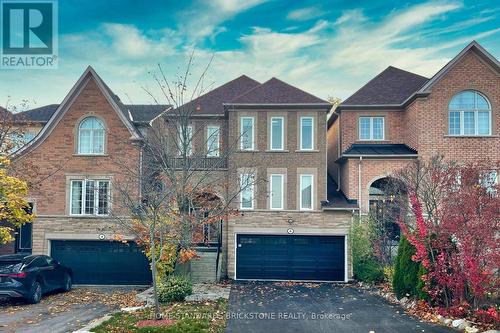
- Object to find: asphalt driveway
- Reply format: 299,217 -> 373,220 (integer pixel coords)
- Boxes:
225,282 -> 455,333
0,287 -> 143,333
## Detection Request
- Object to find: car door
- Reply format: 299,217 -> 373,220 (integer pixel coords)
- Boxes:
45,256 -> 66,288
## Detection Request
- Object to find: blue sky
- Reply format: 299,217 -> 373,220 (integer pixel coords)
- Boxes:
1,0 -> 499,108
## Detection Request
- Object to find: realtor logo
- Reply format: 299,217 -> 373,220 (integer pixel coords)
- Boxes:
0,0 -> 58,69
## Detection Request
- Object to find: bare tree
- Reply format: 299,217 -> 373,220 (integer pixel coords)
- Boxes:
109,54 -> 261,318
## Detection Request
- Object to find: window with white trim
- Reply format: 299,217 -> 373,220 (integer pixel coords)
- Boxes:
270,117 -> 284,150
78,117 -> 105,154
269,174 -> 284,210
206,125 -> 220,157
300,117 -> 314,150
240,173 -> 254,210
299,174 -> 313,210
449,91 -> 491,136
178,125 -> 193,156
240,117 -> 255,150
359,117 -> 384,140
70,179 -> 110,216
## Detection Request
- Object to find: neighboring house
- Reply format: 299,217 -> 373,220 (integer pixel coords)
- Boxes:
1,66 -> 356,284
327,41 -> 499,216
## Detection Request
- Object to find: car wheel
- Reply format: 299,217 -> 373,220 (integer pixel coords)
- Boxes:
27,281 -> 42,304
62,274 -> 72,292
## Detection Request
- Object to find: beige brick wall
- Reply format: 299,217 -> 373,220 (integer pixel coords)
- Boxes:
31,217 -> 134,254
226,210 -> 354,280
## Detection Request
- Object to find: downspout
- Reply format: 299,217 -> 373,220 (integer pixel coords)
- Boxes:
139,146 -> 143,198
337,113 -> 341,191
358,156 -> 362,220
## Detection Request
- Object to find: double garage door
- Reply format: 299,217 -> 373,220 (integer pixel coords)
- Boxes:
51,240 -> 152,285
236,234 -> 345,281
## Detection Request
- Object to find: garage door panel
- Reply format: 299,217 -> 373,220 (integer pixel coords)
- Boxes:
236,234 -> 345,281
51,240 -> 152,285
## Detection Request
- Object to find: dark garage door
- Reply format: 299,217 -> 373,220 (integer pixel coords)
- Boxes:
51,240 -> 152,285
236,235 -> 345,281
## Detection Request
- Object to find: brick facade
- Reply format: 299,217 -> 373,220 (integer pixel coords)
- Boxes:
329,47 -> 500,214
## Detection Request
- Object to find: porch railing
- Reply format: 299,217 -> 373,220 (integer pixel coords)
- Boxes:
166,157 -> 228,170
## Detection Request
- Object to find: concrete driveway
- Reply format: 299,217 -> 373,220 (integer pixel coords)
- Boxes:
225,282 -> 455,333
0,287 -> 142,333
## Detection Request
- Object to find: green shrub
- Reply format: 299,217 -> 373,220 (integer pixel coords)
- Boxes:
393,236 -> 427,299
158,275 -> 193,303
351,218 -> 385,283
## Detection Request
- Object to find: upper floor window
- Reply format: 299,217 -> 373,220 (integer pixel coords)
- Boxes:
270,117 -> 284,150
359,116 -> 384,140
269,174 -> 284,210
240,173 -> 255,210
206,125 -> 220,157
70,179 -> 110,216
299,174 -> 314,210
449,91 -> 491,136
240,117 -> 255,150
78,117 -> 105,154
300,117 -> 314,150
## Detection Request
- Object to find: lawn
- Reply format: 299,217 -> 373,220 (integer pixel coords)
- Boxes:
93,298 -> 228,333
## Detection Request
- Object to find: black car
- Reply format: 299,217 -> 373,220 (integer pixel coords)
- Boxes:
0,254 -> 72,304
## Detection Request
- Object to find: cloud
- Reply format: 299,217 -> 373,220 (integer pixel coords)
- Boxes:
287,6 -> 325,21
177,0 -> 270,41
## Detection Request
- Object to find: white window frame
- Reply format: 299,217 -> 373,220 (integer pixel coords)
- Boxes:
300,116 -> 314,150
269,174 -> 284,210
239,173 -> 254,210
206,125 -> 220,157
448,91 -> 492,136
240,117 -> 255,150
70,179 -> 110,216
480,170 -> 498,196
299,174 -> 314,211
359,116 -> 385,141
78,117 -> 106,155
270,117 -> 284,150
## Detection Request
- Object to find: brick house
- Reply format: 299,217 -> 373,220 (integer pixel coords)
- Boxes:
3,67 -> 356,284
327,41 -> 499,216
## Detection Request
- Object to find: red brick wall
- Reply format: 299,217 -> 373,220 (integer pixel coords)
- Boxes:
339,110 -> 406,153
16,77 -> 141,216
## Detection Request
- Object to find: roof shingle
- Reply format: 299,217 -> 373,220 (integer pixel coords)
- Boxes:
230,77 -> 328,104
343,144 -> 418,156
341,66 -> 429,106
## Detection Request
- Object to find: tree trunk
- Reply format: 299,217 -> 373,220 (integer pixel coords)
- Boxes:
150,228 -> 161,319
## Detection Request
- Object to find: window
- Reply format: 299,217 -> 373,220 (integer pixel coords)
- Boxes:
269,174 -> 284,210
299,174 -> 313,210
240,117 -> 254,150
70,179 -> 110,216
207,125 -> 220,157
359,117 -> 384,140
178,125 -> 193,156
300,117 -> 314,150
78,117 -> 105,154
449,91 -> 491,136
270,117 -> 284,150
240,173 -> 254,210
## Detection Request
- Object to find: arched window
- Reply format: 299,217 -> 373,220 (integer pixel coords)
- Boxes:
449,90 -> 491,136
78,117 -> 105,154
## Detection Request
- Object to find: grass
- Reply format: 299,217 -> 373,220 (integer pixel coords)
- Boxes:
92,298 -> 228,333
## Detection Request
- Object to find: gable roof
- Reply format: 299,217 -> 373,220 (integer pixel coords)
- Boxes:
177,75 -> 261,115
228,77 -> 330,106
337,41 -> 498,113
13,103 -> 169,125
418,40 -> 500,93
12,66 -> 143,158
341,66 -> 429,107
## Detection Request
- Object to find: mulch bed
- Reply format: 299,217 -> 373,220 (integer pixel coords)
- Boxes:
136,319 -> 176,328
